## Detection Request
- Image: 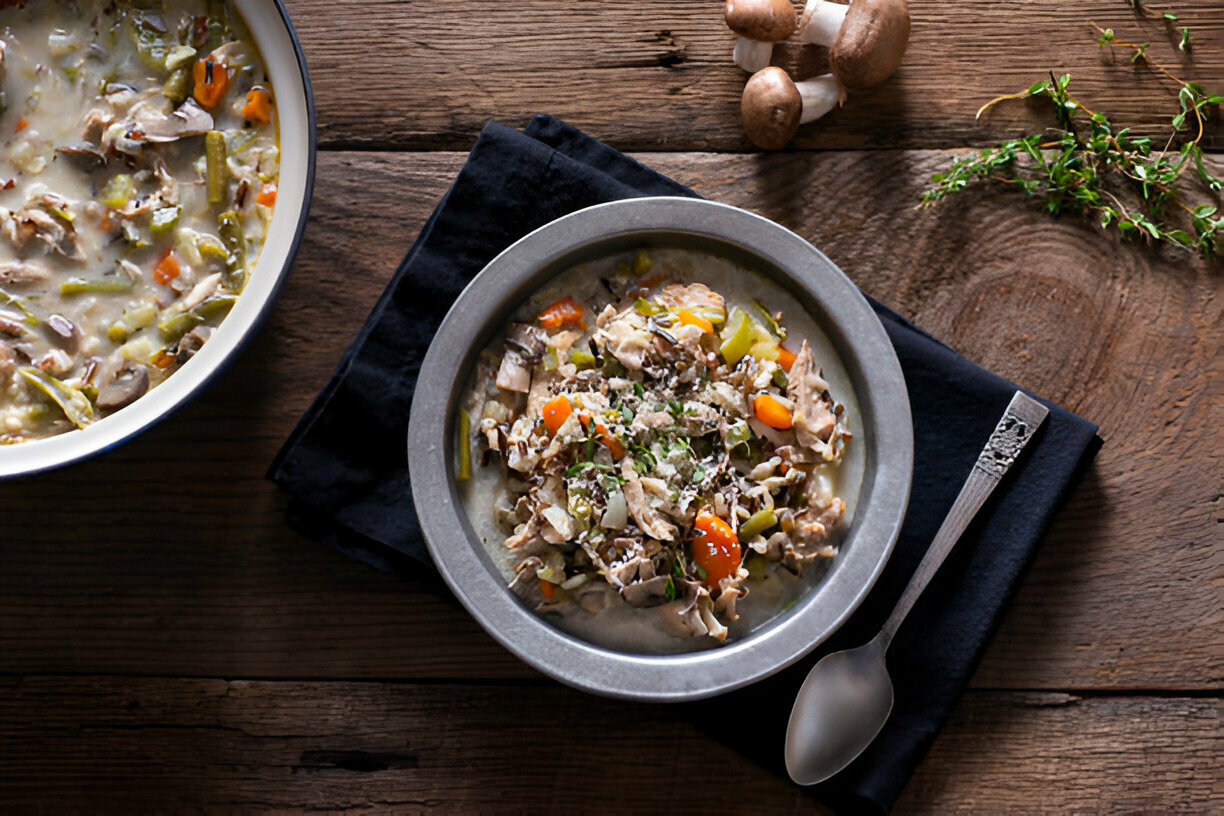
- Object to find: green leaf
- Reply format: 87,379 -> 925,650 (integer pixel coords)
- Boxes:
1178,27 -> 1192,52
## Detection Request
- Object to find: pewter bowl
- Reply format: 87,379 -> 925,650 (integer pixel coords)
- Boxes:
408,197 -> 912,701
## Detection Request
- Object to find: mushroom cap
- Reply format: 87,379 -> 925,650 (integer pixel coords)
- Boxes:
741,66 -> 803,150
830,0 -> 910,91
725,0 -> 798,43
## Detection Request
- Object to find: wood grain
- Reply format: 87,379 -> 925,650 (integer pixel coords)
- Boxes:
0,676 -> 1217,814
1,151 -> 1219,692
287,0 -> 1224,151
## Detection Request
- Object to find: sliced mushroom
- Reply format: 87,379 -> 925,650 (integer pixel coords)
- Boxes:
95,363 -> 150,411
137,98 -> 215,143
44,314 -> 82,354
0,259 -> 50,289
621,575 -> 675,608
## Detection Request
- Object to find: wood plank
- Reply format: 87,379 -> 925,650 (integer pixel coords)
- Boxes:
1,151 -> 1219,689
0,676 -> 1217,813
285,0 -> 1224,150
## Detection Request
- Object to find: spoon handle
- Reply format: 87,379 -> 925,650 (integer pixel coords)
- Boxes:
876,391 -> 1049,649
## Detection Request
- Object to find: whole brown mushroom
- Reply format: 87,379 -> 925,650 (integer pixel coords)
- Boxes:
725,0 -> 798,74
741,66 -> 842,150
798,0 -> 910,92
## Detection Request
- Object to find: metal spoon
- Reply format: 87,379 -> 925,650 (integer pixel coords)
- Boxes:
785,390 -> 1049,785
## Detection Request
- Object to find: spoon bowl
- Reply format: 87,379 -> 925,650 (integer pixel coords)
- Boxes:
785,636 -> 894,785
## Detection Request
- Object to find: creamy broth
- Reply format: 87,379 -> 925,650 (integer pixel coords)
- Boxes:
0,0 -> 278,442
460,247 -> 864,655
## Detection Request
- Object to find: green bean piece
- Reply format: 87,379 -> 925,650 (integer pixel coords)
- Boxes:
60,277 -> 134,296
163,66 -> 191,103
205,0 -> 233,50
738,508 -> 778,541
217,211 -> 247,290
456,408 -> 472,482
206,130 -> 228,205
157,294 -> 237,343
18,367 -> 94,429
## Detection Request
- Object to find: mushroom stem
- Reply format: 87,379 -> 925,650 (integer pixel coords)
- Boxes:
798,0 -> 849,47
732,37 -> 775,73
796,74 -> 843,123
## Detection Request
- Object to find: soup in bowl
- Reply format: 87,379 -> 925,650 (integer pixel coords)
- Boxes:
409,198 -> 912,700
0,0 -> 313,476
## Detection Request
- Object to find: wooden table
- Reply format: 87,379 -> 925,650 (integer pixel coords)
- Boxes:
2,1 -> 1220,812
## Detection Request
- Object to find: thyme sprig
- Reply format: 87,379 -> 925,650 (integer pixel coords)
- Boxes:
921,31 -> 1222,258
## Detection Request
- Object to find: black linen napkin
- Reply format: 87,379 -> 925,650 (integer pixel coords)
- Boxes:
268,115 -> 1101,814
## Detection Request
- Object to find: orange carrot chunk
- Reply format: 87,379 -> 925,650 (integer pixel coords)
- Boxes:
241,87 -> 272,124
152,249 -> 181,285
776,345 -> 797,372
538,296 -> 587,330
542,394 -> 573,434
255,182 -> 278,208
692,510 -> 741,587
539,578 -> 556,601
753,393 -> 793,429
192,54 -> 230,109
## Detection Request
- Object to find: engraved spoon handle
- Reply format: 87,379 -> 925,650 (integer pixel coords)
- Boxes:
875,391 -> 1049,650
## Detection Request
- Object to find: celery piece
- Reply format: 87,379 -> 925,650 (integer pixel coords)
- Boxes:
0,287 -> 39,325
99,174 -> 134,209
206,130 -> 228,205
542,346 -> 559,372
632,249 -> 652,276
751,299 -> 786,340
569,348 -> 596,369
150,205 -> 181,235
61,277 -> 134,296
718,307 -> 753,365
164,45 -> 197,72
126,10 -> 173,70
633,297 -> 663,317
738,508 -> 777,541
18,367 -> 94,429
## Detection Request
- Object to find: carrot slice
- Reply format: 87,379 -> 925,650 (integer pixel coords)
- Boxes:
753,393 -> 793,429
